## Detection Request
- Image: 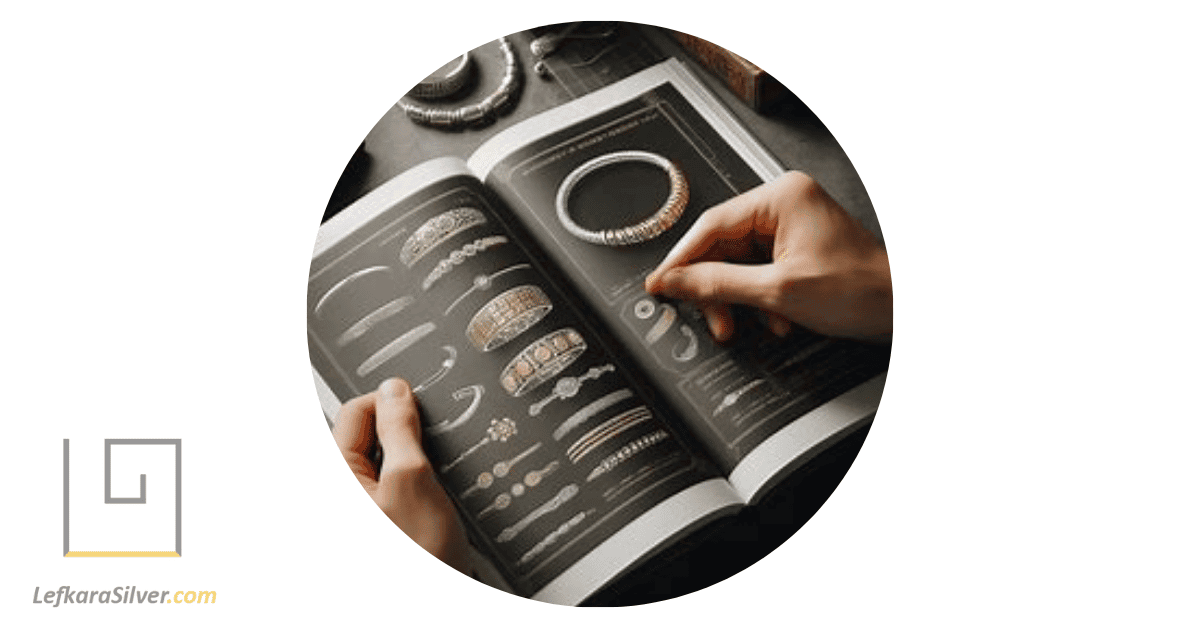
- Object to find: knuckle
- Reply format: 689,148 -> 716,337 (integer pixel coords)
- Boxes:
699,272 -> 725,301
386,453 -> 434,484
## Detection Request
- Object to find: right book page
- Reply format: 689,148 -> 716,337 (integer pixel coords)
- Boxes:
470,59 -> 890,503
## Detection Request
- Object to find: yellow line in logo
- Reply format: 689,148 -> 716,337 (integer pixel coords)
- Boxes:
65,551 -> 181,557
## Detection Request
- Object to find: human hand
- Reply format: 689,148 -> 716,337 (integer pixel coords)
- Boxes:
333,378 -> 472,575
644,171 -> 891,342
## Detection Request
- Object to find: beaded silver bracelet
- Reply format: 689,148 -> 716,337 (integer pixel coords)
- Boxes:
395,38 -> 522,129
555,151 -> 689,246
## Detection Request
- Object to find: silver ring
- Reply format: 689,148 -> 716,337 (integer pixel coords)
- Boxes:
555,151 -> 688,246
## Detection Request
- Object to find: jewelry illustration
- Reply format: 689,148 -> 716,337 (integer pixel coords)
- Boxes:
336,296 -> 414,347
567,406 -> 653,464
421,236 -> 509,291
551,388 -> 634,441
458,441 -> 540,493
555,151 -> 689,246
492,442 -> 541,478
517,509 -> 594,567
529,364 -> 615,416
465,285 -> 553,352
400,208 -> 487,268
586,429 -> 670,482
713,379 -> 767,416
396,38 -> 522,129
633,298 -> 657,320
672,324 -> 700,362
355,322 -> 436,377
407,52 -> 473,100
444,263 -> 532,316
425,384 -> 484,437
411,346 -> 457,394
475,460 -> 560,518
496,484 -> 578,544
313,266 -> 391,318
644,303 -> 678,345
499,328 -> 587,397
523,459 -> 559,488
601,453 -> 682,504
451,419 -> 522,489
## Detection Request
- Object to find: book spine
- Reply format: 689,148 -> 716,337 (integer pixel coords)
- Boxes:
666,30 -> 785,111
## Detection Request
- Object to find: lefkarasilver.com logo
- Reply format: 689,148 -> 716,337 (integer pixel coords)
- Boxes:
62,439 -> 181,557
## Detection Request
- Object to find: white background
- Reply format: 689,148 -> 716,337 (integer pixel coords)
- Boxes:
3,1 -> 1197,626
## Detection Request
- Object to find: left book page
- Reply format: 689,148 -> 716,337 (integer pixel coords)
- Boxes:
308,157 -> 739,604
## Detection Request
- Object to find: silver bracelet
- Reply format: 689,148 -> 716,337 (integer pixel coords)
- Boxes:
407,53 -> 473,100
465,285 -> 553,353
496,484 -> 578,544
355,322 -> 436,377
566,406 -> 652,464
551,388 -> 633,441
400,208 -> 488,269
411,346 -> 457,394
396,38 -> 522,129
421,236 -> 508,291
528,364 -> 615,416
555,151 -> 688,246
444,263 -> 531,316
517,509 -> 593,567
336,295 -> 414,347
451,420 -> 524,490
425,384 -> 484,437
499,328 -> 587,397
586,429 -> 670,482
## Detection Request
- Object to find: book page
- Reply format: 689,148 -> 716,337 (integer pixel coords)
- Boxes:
308,157 -> 731,599
470,60 -> 890,502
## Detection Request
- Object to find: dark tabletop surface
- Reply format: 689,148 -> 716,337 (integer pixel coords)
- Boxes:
320,21 -> 881,605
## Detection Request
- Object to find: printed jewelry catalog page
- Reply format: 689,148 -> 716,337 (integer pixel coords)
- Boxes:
469,60 -> 891,498
309,57 -> 889,605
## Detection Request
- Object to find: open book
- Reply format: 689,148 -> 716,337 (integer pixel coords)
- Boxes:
308,58 -> 889,604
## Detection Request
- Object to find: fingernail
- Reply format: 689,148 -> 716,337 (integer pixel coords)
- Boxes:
655,269 -> 680,296
378,378 -> 410,399
705,309 -> 727,342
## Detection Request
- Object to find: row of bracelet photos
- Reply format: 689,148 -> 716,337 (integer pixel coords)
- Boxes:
315,205 -> 683,571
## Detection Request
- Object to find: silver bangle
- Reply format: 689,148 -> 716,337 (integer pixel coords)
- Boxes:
465,285 -> 553,353
396,38 -> 521,129
407,53 -> 473,101
355,322 -> 436,377
400,208 -> 487,268
555,151 -> 689,246
499,328 -> 587,397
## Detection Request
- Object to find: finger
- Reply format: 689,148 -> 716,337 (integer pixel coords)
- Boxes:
767,312 -> 791,337
646,186 -> 780,292
331,392 -> 378,459
655,261 -> 781,312
373,378 -> 433,485
703,304 -> 734,343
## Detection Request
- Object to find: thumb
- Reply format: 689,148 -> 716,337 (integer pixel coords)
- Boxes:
654,261 -> 780,312
373,378 -> 432,485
